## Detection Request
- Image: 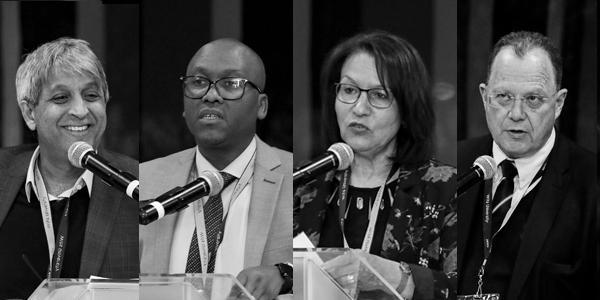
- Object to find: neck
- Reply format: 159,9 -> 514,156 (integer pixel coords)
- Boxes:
197,136 -> 253,170
38,149 -> 83,196
350,150 -> 394,188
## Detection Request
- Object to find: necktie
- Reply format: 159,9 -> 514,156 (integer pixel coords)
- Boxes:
491,160 -> 518,234
186,172 -> 236,273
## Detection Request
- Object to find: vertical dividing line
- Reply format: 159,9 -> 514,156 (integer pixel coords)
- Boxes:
1,2 -> 22,147
293,0 -> 312,163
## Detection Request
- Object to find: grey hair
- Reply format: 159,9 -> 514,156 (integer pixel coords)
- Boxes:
15,37 -> 109,106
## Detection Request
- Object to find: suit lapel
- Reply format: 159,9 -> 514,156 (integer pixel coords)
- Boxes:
244,138 -> 283,268
0,150 -> 32,227
79,150 -> 123,276
507,137 -> 569,299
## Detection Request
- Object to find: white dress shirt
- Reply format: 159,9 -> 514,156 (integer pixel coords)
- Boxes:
492,129 -> 555,230
169,137 -> 256,276
25,146 -> 94,203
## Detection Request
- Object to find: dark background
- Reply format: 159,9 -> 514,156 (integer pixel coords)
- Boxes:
0,1 -> 139,159
140,0 -> 293,162
458,0 -> 597,153
293,0 -> 458,166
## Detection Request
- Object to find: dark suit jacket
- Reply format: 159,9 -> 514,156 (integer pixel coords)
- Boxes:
457,135 -> 597,300
0,144 -> 139,279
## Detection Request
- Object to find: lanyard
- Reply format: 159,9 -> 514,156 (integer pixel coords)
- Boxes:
337,166 -> 398,252
476,161 -> 546,296
34,165 -> 71,278
191,151 -> 255,274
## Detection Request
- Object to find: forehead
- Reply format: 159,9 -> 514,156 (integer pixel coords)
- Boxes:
187,42 -> 258,78
44,70 -> 98,90
341,51 -> 383,87
488,47 -> 555,91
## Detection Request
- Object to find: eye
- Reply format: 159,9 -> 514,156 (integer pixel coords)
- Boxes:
341,85 -> 358,94
371,89 -> 389,100
84,91 -> 102,101
189,77 -> 209,88
525,95 -> 544,107
50,95 -> 69,104
221,78 -> 244,89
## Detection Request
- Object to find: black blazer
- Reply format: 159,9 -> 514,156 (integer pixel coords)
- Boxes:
457,135 -> 597,300
0,144 -> 139,279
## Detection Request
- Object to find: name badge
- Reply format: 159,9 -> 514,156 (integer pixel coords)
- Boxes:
458,294 -> 500,300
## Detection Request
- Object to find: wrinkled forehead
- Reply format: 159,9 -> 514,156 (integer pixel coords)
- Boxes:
186,40 -> 265,87
488,47 -> 556,92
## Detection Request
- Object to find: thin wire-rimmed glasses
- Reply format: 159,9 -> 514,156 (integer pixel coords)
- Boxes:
486,89 -> 556,110
180,76 -> 264,100
334,83 -> 394,109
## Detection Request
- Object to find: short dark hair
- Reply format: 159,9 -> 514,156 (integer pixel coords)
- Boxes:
320,30 -> 434,167
486,31 -> 563,88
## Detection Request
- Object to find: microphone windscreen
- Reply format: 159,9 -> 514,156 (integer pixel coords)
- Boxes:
474,155 -> 496,180
328,143 -> 354,170
68,141 -> 94,168
198,170 -> 224,196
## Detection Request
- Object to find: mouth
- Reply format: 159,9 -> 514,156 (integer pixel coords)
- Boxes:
62,124 -> 91,133
348,122 -> 370,131
198,110 -> 224,121
506,129 -> 527,137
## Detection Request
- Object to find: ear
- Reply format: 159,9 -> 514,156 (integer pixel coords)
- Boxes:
257,93 -> 268,120
478,83 -> 487,105
554,88 -> 567,119
18,100 -> 37,131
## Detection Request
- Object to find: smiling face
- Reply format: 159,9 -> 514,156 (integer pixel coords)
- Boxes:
183,39 -> 268,151
19,70 -> 107,163
335,52 -> 401,158
481,47 -> 566,159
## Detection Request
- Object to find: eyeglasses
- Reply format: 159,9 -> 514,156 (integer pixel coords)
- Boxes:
180,76 -> 264,100
334,83 -> 394,109
486,90 -> 555,110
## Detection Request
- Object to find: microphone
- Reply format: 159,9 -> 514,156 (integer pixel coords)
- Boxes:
293,142 -> 354,185
68,142 -> 139,200
457,155 -> 496,197
139,170 -> 224,225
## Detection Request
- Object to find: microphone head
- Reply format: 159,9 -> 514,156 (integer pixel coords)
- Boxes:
198,170 -> 224,196
68,141 -> 95,168
473,155 -> 496,180
328,142 -> 354,170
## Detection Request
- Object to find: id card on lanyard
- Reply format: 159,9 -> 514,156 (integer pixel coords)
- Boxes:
191,151 -> 255,274
34,164 -> 71,278
337,166 -> 398,252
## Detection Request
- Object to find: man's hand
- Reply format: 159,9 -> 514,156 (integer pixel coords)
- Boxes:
237,265 -> 284,300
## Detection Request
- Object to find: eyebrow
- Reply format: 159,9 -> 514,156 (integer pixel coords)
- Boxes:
339,75 -> 385,89
189,67 -> 246,78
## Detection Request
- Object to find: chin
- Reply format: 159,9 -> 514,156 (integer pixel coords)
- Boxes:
195,132 -> 228,147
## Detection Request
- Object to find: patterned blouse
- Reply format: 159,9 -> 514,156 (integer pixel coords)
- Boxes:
294,160 -> 457,300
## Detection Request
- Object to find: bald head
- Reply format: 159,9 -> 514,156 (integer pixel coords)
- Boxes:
186,38 -> 266,89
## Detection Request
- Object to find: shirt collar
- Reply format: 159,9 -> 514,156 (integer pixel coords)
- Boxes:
25,146 -> 94,202
195,136 -> 257,179
492,128 -> 555,189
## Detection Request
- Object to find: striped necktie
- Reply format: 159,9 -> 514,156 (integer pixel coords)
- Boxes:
491,160 -> 518,235
185,171 -> 236,273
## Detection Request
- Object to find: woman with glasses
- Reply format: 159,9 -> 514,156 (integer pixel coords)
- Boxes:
294,31 -> 457,299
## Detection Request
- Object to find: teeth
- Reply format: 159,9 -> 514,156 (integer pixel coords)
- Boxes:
201,113 -> 220,120
65,125 -> 89,132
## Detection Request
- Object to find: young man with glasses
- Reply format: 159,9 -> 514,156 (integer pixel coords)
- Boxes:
457,31 -> 597,300
139,39 -> 292,300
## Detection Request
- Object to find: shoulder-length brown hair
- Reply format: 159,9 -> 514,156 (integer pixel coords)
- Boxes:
320,30 -> 434,167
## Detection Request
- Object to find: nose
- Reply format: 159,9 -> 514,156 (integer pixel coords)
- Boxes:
351,91 -> 371,116
507,98 -> 526,121
68,94 -> 90,118
202,83 -> 224,103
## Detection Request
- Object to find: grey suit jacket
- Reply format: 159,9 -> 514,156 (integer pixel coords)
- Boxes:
139,137 -> 292,273
0,144 -> 139,278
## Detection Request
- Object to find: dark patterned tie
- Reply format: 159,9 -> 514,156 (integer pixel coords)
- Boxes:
491,160 -> 518,234
186,171 -> 236,273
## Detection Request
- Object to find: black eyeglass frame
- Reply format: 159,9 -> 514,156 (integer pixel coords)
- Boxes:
179,75 -> 264,100
333,82 -> 394,109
